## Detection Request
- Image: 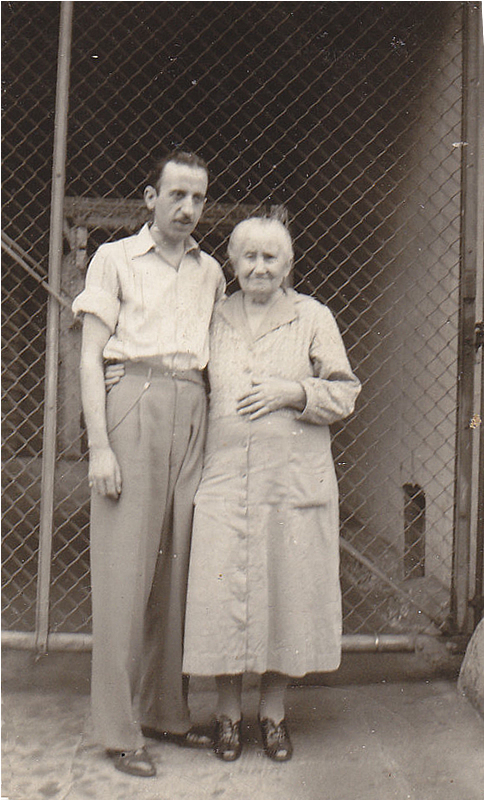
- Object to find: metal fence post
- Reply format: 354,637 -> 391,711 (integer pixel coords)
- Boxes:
35,1 -> 73,654
471,4 -> 484,630
451,2 -> 483,634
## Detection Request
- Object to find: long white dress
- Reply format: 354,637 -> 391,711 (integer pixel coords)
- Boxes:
183,289 -> 361,677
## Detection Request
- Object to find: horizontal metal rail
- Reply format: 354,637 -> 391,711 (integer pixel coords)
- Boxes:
0,630 -> 453,654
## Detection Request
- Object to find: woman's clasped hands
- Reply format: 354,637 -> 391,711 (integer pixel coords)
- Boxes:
236,375 -> 306,420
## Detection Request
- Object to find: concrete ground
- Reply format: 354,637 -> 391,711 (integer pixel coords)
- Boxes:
2,649 -> 484,800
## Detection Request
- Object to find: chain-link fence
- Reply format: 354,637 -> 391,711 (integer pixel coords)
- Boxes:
2,2 -> 482,646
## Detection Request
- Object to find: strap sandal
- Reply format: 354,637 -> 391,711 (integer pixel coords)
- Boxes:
213,715 -> 243,762
258,715 -> 293,762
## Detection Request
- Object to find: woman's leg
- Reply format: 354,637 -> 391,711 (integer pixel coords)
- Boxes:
213,674 -> 243,762
258,672 -> 293,762
215,674 -> 243,721
259,671 -> 289,724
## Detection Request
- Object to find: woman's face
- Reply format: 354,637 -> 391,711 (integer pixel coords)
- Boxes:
233,227 -> 291,303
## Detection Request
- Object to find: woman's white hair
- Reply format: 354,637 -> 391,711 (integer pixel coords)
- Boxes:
227,217 -> 294,266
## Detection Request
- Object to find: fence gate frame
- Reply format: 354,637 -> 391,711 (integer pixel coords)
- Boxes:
2,1 -> 483,656
451,1 -> 484,638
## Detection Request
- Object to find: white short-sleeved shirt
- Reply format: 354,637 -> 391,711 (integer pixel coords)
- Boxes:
72,223 -> 226,370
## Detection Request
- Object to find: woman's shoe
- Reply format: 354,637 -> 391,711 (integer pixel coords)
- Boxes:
258,716 -> 293,762
213,716 -> 242,761
106,746 -> 156,777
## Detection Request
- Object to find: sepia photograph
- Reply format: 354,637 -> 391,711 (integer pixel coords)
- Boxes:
2,2 -> 484,798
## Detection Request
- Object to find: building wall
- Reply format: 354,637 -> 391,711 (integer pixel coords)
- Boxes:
338,23 -> 463,589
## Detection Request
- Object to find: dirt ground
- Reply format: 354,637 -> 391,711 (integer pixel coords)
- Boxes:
2,648 -> 484,800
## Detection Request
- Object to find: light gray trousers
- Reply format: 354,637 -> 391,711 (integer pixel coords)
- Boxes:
89,364 -> 207,751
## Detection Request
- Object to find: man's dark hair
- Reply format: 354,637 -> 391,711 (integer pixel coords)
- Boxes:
147,151 -> 209,192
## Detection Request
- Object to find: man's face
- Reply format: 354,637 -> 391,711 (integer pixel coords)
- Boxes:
144,161 -> 208,243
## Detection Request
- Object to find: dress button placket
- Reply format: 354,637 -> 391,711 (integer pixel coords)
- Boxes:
242,426 -> 251,656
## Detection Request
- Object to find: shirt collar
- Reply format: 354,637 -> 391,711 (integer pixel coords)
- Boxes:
129,223 -> 201,260
218,288 -> 298,341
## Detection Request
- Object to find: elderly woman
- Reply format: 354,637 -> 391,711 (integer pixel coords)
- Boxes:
182,217 -> 360,762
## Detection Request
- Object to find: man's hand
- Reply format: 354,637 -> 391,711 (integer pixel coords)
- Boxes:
105,362 -> 125,390
236,376 -> 306,420
88,445 -> 122,498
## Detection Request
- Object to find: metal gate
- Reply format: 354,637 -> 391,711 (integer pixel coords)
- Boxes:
2,1 -> 483,653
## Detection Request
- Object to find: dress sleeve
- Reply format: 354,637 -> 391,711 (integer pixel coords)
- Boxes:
297,302 -> 361,425
71,244 -> 121,334
216,265 -> 226,302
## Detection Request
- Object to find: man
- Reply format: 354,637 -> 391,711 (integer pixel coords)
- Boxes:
72,151 -> 225,777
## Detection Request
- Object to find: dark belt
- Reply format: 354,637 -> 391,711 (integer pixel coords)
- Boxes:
123,360 -> 205,386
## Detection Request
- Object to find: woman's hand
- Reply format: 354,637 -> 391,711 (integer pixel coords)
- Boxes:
105,362 -> 125,390
237,375 -> 306,420
88,445 -> 122,499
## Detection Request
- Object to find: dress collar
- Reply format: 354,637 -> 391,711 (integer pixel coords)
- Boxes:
218,288 -> 298,341
128,223 -> 201,260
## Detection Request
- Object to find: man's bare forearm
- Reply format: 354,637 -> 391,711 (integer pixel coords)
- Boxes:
80,314 -> 122,497
79,314 -> 112,450
80,356 -> 110,450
